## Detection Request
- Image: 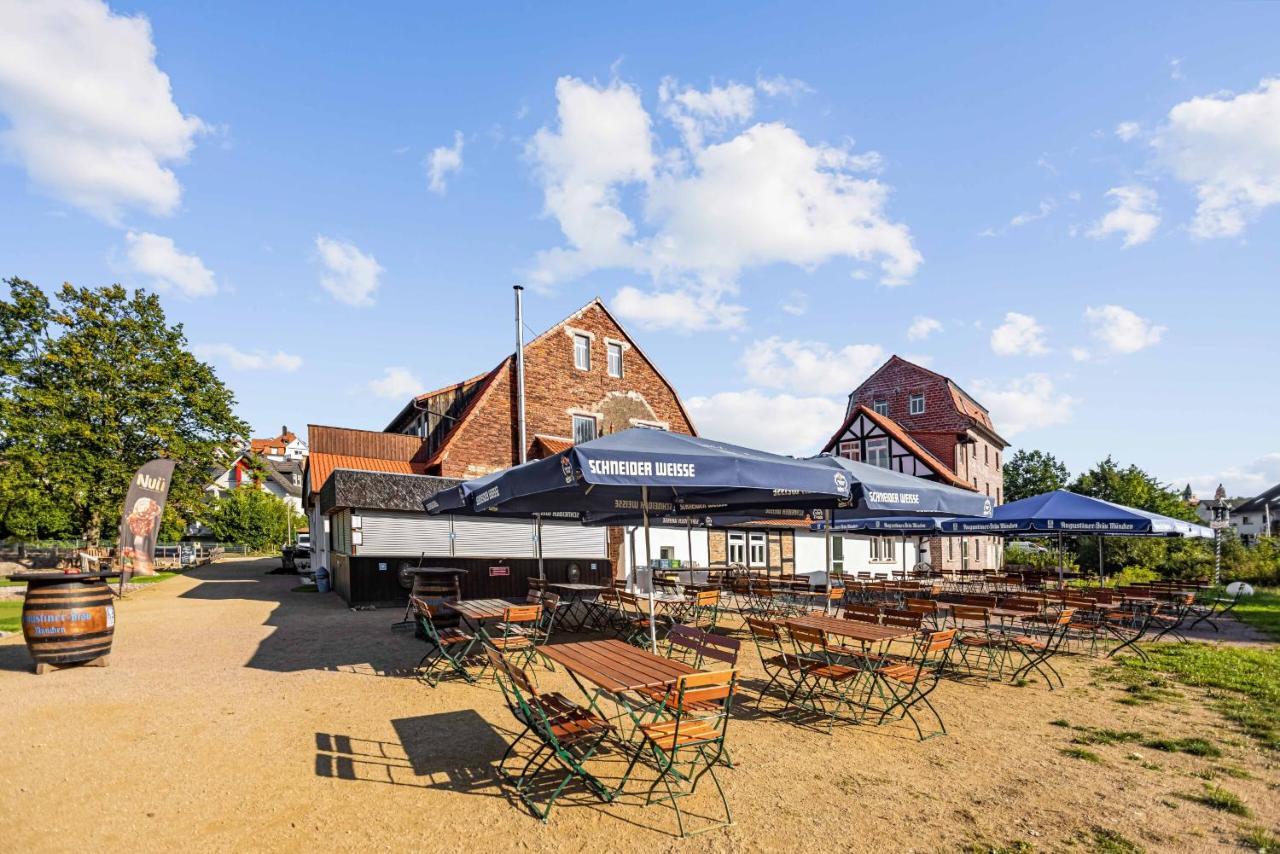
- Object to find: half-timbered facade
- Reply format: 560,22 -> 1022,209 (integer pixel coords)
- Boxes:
823,356 -> 1010,572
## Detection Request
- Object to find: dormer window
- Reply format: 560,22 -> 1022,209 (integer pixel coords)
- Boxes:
573,334 -> 590,370
909,393 -> 925,415
873,399 -> 888,416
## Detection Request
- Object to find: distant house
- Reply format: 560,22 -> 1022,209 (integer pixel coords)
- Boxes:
821,356 -> 1008,572
1221,483 -> 1280,546
250,426 -> 308,462
207,451 -> 304,514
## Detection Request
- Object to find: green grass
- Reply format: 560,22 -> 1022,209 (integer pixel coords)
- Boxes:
128,571 -> 179,585
1049,718 -> 1072,728
1060,746 -> 1103,763
0,577 -> 26,587
1187,783 -> 1250,817
1108,643 -> 1280,752
1142,737 -> 1222,757
1241,825 -> 1280,852
962,841 -> 1034,854
1071,726 -> 1145,746
1078,827 -> 1143,853
0,599 -> 20,633
1232,588 -> 1280,640
290,583 -> 318,593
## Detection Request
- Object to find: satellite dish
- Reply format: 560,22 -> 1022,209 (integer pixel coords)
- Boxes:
1225,581 -> 1254,597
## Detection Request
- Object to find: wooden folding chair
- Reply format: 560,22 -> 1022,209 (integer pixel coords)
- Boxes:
411,596 -> 477,687
744,617 -> 810,714
624,670 -> 737,837
487,648 -> 614,822
870,629 -> 956,740
784,623 -> 861,732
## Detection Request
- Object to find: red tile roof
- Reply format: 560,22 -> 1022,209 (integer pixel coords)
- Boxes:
532,434 -> 573,456
307,453 -> 428,494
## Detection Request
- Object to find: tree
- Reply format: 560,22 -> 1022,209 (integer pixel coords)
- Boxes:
0,278 -> 248,543
1002,449 -> 1070,503
1070,456 -> 1201,577
203,487 -> 305,551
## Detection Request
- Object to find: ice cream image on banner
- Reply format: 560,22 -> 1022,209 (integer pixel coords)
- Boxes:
123,497 -> 162,574
117,460 -> 175,578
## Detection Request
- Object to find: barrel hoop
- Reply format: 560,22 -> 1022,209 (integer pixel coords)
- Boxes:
36,645 -> 113,663
32,640 -> 114,656
24,597 -> 112,609
24,627 -> 115,645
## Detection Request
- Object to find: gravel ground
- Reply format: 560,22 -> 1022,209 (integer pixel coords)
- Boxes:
3,558 -> 1276,852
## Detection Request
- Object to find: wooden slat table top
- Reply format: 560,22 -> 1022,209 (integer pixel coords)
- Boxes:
546,582 -> 609,592
786,614 -> 915,643
451,598 -> 523,620
540,638 -> 700,693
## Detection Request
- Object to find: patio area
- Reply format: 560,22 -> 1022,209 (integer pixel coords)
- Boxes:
2,557 -> 1275,852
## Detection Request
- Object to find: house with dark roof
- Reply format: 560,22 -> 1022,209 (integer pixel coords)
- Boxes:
1223,482 -> 1280,545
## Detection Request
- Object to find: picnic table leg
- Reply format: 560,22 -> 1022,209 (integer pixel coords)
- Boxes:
1107,610 -> 1153,661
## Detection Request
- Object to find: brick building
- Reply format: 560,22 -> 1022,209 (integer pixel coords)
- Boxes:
822,355 -> 1009,572
302,298 -> 697,604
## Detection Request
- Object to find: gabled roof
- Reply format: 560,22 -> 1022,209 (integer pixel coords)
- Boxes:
821,404 -> 974,491
1233,482 -> 1280,514
386,296 -> 697,464
532,434 -> 573,456
850,355 -> 1008,448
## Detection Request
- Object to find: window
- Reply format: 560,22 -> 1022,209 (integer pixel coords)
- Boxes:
909,393 -> 925,415
873,399 -> 888,416
726,531 -> 746,565
871,537 -> 896,562
659,545 -> 674,561
984,444 -> 989,465
838,440 -> 860,462
865,437 -> 890,469
997,487 -> 1001,505
606,342 -> 623,377
572,415 -> 597,444
831,537 -> 845,575
573,333 -> 590,370
748,532 -> 767,567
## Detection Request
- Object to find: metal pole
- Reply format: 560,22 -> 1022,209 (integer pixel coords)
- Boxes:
628,526 -> 637,591
824,521 -> 833,615
643,486 -> 657,652
687,518 -> 694,567
1057,531 -> 1064,587
513,285 -> 527,464
535,514 -> 545,581
901,535 -> 907,579
1098,536 -> 1104,587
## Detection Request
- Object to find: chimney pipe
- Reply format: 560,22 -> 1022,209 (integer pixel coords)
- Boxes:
514,285 -> 527,464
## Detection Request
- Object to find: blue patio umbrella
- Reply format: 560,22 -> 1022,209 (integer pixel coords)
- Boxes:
938,490 -> 1212,582
427,429 -> 853,649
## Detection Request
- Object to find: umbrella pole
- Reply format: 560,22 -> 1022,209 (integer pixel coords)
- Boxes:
901,535 -> 906,579
1057,531 -> 1064,588
643,486 -> 657,653
535,514 -> 545,581
1098,536 -> 1104,587
824,522 -> 832,615
687,518 -> 694,567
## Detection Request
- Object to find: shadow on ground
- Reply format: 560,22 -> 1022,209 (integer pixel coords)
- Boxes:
178,559 -> 425,675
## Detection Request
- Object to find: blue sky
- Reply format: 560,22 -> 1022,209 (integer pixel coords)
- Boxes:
1,2 -> 1278,497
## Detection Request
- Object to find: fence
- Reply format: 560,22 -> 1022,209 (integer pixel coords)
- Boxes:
0,541 -> 253,570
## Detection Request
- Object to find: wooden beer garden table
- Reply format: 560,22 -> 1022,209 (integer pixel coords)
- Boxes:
786,613 -> 915,646
545,582 -> 609,631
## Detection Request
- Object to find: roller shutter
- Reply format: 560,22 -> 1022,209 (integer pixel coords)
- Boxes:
358,512 -> 453,557
539,521 -> 608,557
453,517 -> 537,557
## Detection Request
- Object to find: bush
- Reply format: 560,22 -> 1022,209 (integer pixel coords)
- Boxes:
202,488 -> 305,552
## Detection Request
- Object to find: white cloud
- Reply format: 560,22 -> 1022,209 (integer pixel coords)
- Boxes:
426,131 -> 464,194
123,231 -> 215,298
1154,78 -> 1280,238
970,374 -> 1076,437
906,315 -> 942,341
780,289 -> 807,316
612,285 -> 746,333
755,74 -> 813,99
1070,347 -> 1091,362
366,367 -> 422,400
685,389 -> 843,456
980,198 -> 1055,236
193,343 -> 301,372
990,312 -> 1048,356
1084,304 -> 1165,354
1087,185 -> 1160,247
315,236 -> 383,306
741,337 -> 884,396
659,77 -> 755,150
1169,57 -> 1184,81
526,76 -> 920,325
1115,121 -> 1140,142
1180,451 -> 1280,499
0,0 -> 205,222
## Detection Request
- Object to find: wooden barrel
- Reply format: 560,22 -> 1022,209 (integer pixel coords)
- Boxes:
21,577 -> 115,670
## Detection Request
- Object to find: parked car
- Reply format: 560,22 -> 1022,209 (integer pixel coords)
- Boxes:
293,533 -> 311,573
1008,540 -> 1049,554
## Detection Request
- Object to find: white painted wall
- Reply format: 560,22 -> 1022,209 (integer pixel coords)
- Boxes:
794,530 -> 921,580
619,526 -> 709,579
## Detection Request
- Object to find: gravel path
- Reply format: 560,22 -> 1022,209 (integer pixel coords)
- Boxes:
3,558 -> 1275,852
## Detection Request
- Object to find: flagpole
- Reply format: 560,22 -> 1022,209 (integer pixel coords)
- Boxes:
643,486 -> 657,652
